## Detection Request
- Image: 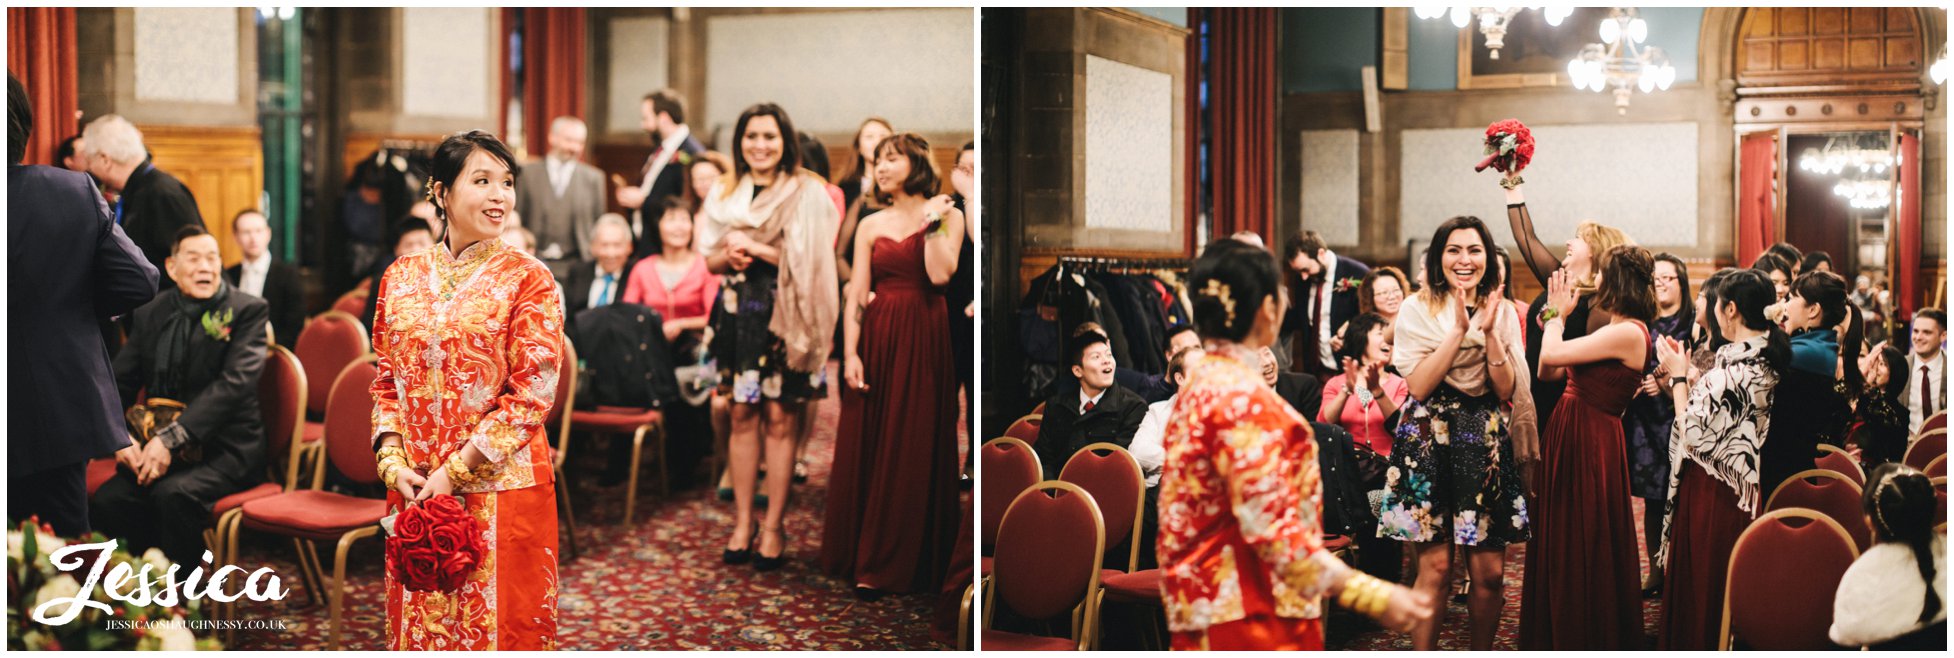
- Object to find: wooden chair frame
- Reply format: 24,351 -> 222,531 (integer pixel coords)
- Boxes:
1718,507 -> 1861,650
982,481 -> 1106,652
552,337 -> 581,559
1925,454 -> 1947,478
1061,442 -> 1146,574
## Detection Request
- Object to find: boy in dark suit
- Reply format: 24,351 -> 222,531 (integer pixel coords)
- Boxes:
222,209 -> 305,347
1035,327 -> 1148,479
93,227 -> 268,567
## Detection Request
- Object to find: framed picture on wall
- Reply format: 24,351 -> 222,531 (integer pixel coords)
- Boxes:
1458,7 -> 1611,89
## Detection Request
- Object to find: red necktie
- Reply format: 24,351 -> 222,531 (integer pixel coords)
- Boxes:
1084,400 -> 1096,413
1923,365 -> 1936,417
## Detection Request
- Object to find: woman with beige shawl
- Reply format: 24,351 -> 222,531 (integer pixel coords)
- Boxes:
1376,216 -> 1532,651
699,102 -> 841,571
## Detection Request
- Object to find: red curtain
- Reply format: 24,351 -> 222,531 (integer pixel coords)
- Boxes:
519,8 -> 587,160
1205,8 -> 1277,243
7,7 -> 78,166
1896,132 -> 1921,320
1735,131 -> 1778,267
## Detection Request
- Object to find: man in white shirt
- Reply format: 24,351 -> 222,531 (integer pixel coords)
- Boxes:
1907,309 -> 1946,434
1129,347 -> 1200,489
221,209 -> 303,347
614,89 -> 705,262
515,116 -> 605,278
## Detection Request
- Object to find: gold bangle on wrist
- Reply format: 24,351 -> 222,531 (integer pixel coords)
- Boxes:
445,452 -> 495,486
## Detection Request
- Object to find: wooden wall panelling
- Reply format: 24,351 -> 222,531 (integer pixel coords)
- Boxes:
141,124 -> 263,267
1737,6 -> 1925,92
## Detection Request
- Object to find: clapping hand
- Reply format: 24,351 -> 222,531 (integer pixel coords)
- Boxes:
1341,357 -> 1364,391
1546,269 -> 1577,319
1655,335 -> 1689,382
1469,285 -> 1506,334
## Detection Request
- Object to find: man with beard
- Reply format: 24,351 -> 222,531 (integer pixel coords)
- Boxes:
92,226 -> 268,567
614,88 -> 704,261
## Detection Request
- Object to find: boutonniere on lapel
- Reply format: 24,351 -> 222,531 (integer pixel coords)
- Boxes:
675,151 -> 694,167
1334,276 -> 1364,294
202,308 -> 235,342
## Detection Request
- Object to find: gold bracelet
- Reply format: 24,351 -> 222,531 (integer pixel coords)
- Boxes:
445,452 -> 495,486
1337,572 -> 1373,609
381,462 -> 402,490
375,446 -> 408,466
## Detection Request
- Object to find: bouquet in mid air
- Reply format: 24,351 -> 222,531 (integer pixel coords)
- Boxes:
1474,119 -> 1534,189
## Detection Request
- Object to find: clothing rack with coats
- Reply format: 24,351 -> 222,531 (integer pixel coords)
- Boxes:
1016,255 -> 1192,410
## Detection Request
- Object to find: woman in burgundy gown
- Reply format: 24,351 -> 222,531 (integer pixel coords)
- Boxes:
1518,245 -> 1658,649
820,134 -> 966,596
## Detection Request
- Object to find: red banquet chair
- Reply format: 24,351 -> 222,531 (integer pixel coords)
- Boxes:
1059,443 -> 1145,575
980,437 -> 1043,575
1059,443 -> 1149,651
548,336 -> 581,559
331,290 -> 367,318
1720,508 -> 1860,650
1924,411 -> 1948,435
1933,477 -> 1947,529
1905,429 -> 1947,471
235,356 -> 386,651
984,481 -> 1105,651
1926,455 -> 1947,479
210,344 -> 310,639
1767,469 -> 1871,552
569,399 -> 664,525
1004,415 -> 1043,445
1814,444 -> 1864,486
293,310 -> 370,461
85,458 -> 116,497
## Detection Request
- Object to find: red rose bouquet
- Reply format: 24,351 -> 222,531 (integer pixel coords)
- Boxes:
1473,119 -> 1534,189
384,495 -> 486,593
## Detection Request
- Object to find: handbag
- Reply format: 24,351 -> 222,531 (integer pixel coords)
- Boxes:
124,397 -> 202,463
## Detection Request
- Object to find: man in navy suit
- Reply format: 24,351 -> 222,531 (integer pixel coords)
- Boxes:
1282,230 -> 1371,376
8,73 -> 161,536
614,88 -> 705,261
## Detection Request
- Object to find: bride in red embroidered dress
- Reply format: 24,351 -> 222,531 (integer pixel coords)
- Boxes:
1158,238 -> 1432,650
371,131 -> 562,650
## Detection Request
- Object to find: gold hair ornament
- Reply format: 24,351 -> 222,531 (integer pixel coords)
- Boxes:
1202,280 -> 1236,326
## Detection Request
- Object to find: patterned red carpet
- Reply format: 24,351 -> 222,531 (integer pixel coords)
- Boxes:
1329,497 -> 1663,650
227,365 -> 966,650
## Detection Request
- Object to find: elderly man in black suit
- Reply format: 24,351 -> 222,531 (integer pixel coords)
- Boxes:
614,88 -> 705,261
8,74 -> 161,537
80,114 -> 206,290
560,213 -> 637,335
1281,230 -> 1371,376
223,209 -> 305,347
93,226 -> 267,567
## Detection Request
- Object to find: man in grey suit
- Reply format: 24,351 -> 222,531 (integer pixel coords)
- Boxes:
516,116 -> 606,278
